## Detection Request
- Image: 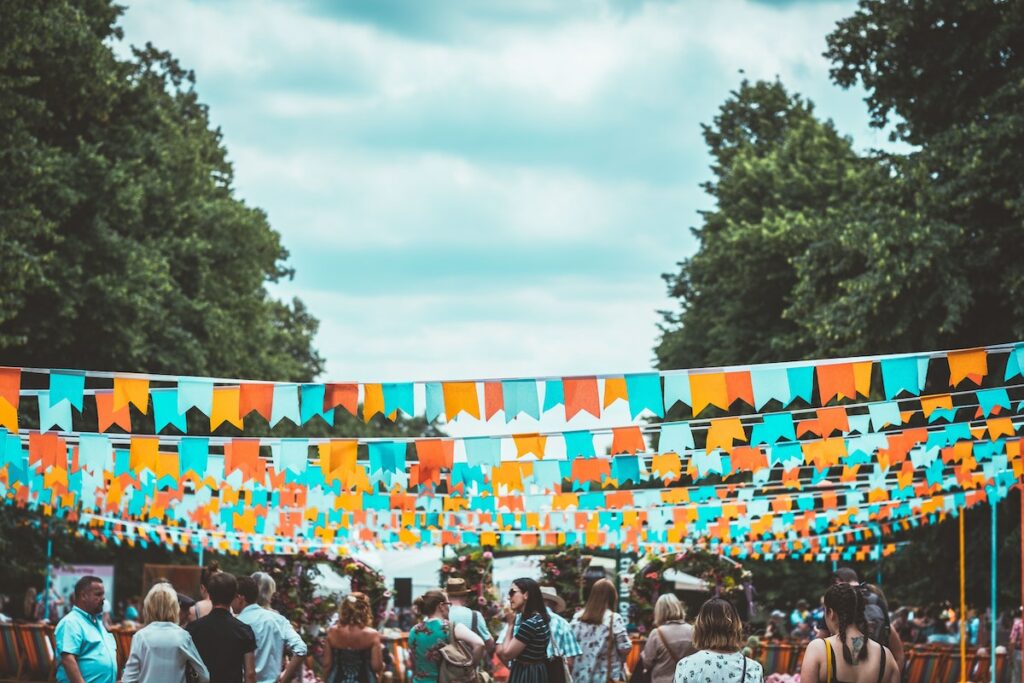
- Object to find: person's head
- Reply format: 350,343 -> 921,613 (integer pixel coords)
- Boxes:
74,577 -> 105,615
206,572 -> 238,608
832,567 -> 859,586
445,578 -> 471,606
143,582 -> 179,624
796,599 -> 808,611
176,591 -> 196,626
579,578 -> 617,624
823,582 -> 868,664
653,593 -> 686,627
693,597 -> 744,652
250,572 -> 276,608
199,561 -> 221,599
508,577 -> 548,622
338,592 -> 373,628
235,575 -> 258,611
413,589 -> 449,619
540,586 -> 566,615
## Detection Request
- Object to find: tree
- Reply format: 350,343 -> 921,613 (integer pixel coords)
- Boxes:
0,1 -> 322,381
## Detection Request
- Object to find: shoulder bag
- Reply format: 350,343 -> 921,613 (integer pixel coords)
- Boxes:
605,613 -> 627,683
439,621 -> 479,683
546,618 -> 573,683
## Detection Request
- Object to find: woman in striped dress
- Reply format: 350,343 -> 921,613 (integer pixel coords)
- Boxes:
497,578 -> 551,683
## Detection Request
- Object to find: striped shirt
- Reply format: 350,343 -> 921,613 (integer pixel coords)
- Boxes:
514,613 -> 551,661
501,612 -> 582,659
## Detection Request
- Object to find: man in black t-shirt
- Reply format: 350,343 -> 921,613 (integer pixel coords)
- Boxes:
186,573 -> 257,683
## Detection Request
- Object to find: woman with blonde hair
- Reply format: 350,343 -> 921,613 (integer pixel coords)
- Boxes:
122,582 -> 210,683
642,594 -> 695,683
322,592 -> 384,683
674,597 -> 762,682
570,578 -> 631,683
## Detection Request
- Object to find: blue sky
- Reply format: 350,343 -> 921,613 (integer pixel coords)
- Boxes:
117,0 -> 889,384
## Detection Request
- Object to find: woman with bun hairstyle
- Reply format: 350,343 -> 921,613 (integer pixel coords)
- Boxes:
497,577 -> 551,683
407,589 -> 484,683
322,592 -> 383,683
799,583 -> 898,683
188,561 -> 221,622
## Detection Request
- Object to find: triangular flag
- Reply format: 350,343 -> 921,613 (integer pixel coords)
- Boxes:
443,382 -> 480,420
211,387 -> 243,430
239,383 -> 274,420
94,391 -> 131,432
0,367 -> 21,409
564,377 -> 600,420
483,382 -> 504,421
178,378 -> 214,415
49,370 -> 85,411
113,377 -> 149,414
948,349 -> 987,386
690,373 -> 728,415
602,377 -> 628,409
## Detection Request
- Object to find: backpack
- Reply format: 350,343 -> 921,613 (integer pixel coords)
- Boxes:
439,622 -> 480,683
862,588 -> 892,648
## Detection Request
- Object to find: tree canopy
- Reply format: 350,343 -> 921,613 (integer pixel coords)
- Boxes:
0,1 -> 322,381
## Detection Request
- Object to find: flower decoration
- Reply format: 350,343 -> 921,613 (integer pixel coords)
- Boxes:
538,547 -> 590,617
439,546 -> 501,629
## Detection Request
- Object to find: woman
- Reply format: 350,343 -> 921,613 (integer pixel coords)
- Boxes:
497,577 -> 551,683
407,589 -> 484,683
322,592 -> 384,683
641,594 -> 695,683
799,583 -> 898,683
122,582 -> 210,683
22,587 -> 37,621
570,578 -> 631,683
189,561 -> 220,622
674,597 -> 762,683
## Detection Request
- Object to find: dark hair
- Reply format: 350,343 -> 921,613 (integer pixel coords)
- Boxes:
200,561 -> 221,589
832,567 -> 859,585
413,589 -> 447,617
236,576 -> 258,605
207,572 -> 238,606
512,578 -> 549,623
693,597 -> 744,651
74,576 -> 103,599
824,583 -> 869,664
579,578 -> 616,624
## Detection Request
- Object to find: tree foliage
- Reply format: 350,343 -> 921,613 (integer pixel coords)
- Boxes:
656,0 -> 1024,610
0,1 -> 322,380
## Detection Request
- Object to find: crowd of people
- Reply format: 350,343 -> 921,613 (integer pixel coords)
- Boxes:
24,564 -> 1024,683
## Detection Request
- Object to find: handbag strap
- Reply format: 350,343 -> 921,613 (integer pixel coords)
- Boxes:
605,612 -> 615,682
740,652 -> 747,680
655,626 -> 681,662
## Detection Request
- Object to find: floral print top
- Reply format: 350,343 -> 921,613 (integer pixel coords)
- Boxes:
569,610 -> 631,683
673,650 -> 764,683
408,618 -> 449,683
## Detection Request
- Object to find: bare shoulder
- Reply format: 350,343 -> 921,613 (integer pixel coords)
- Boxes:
803,638 -> 826,658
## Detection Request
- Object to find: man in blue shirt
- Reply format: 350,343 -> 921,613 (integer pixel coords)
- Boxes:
55,576 -> 117,683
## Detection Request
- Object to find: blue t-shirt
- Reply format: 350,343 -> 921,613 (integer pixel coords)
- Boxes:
55,607 -> 117,683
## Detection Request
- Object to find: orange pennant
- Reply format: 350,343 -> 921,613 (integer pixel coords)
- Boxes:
0,396 -> 16,433
0,367 -> 20,409
724,371 -> 754,408
602,377 -> 628,408
610,426 -> 646,454
853,361 -> 873,397
363,384 -> 385,422
129,436 -> 159,473
324,383 -> 358,416
239,383 -> 273,420
513,433 -> 547,459
816,406 -> 850,436
690,372 -> 728,415
95,391 -> 131,432
705,417 -> 746,452
948,349 -> 987,386
817,363 -> 856,402
484,382 -> 503,421
113,377 -> 149,414
442,382 -> 480,420
564,377 -> 600,419
921,394 -> 953,418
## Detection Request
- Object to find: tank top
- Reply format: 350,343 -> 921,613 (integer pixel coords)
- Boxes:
824,638 -> 887,683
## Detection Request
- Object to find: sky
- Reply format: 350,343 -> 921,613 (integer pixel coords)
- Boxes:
116,0 -> 888,386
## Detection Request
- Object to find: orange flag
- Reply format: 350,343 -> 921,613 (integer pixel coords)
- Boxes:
0,396 -> 15,433
129,436 -> 159,473
816,406 -> 850,436
363,384 -> 385,422
611,426 -> 646,454
483,382 -> 503,420
817,363 -> 856,402
920,394 -> 953,418
95,391 -> 131,432
239,384 -> 273,420
113,377 -> 149,414
948,349 -> 987,386
0,367 -> 20,409
724,371 -> 754,407
705,417 -> 746,452
442,382 -> 480,420
602,377 -> 628,408
690,373 -> 728,415
210,387 -> 242,430
563,377 -> 600,419
324,383 -> 358,416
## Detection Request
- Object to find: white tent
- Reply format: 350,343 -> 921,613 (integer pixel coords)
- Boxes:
661,568 -> 710,592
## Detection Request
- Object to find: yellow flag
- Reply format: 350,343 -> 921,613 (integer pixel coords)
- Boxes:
114,377 -> 150,414
210,387 -> 242,430
442,382 -> 480,420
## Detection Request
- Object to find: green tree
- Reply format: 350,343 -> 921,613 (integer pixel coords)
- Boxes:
0,1 -> 322,380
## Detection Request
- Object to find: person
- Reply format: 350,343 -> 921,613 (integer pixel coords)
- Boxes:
54,576 -> 118,683
765,611 -> 789,640
569,578 -> 631,683
235,575 -> 308,683
497,585 -> 582,668
824,567 -> 904,673
790,600 -> 810,630
799,583 -> 898,683
185,573 -> 257,683
121,582 -> 210,683
124,597 -> 140,622
496,578 -> 551,683
191,561 -> 221,622
38,584 -> 66,623
641,594 -> 695,683
23,587 -> 38,621
177,592 -> 197,627
321,592 -> 384,683
0,594 -> 11,623
408,589 -> 484,683
673,597 -> 763,683
445,578 -> 496,660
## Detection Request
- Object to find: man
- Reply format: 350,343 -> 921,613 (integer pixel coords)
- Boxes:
187,572 -> 257,683
235,575 -> 307,683
54,576 -> 117,683
824,567 -> 905,673
446,578 -> 495,659
496,586 -> 582,669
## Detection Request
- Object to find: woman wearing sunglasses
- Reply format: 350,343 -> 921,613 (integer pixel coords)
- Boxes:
497,578 -> 551,683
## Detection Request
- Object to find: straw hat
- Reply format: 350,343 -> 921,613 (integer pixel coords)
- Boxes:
540,586 -> 566,613
445,578 -> 472,597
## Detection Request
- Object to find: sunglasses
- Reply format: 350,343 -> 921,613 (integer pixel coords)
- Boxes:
508,588 -> 521,597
